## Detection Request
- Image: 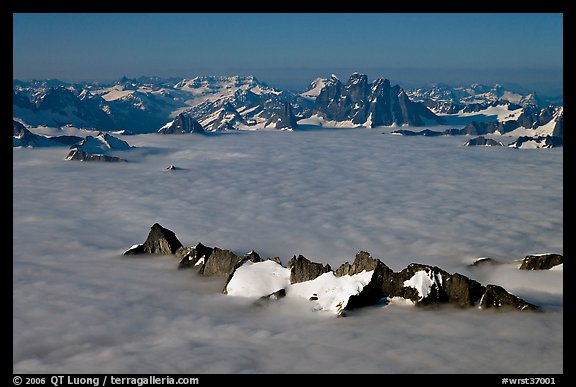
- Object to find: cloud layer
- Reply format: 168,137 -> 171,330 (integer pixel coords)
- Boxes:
13,129 -> 563,373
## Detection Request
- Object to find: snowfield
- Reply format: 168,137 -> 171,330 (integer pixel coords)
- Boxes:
13,128 -> 563,373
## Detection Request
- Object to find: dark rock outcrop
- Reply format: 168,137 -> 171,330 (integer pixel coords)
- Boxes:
13,120 -> 42,145
66,132 -> 131,162
13,120 -> 82,148
176,246 -> 195,263
313,73 -> 444,127
442,128 -> 467,136
288,255 -> 332,284
122,224 -> 545,313
388,263 -> 489,308
496,120 -> 520,134
441,273 -> 486,308
470,257 -> 502,267
479,284 -> 538,311
260,288 -> 287,301
461,121 -> 499,135
260,99 -> 299,130
254,288 -> 287,307
336,257 -> 502,309
13,90 -> 34,110
65,149 -> 126,162
517,105 -> 557,129
201,248 -> 262,277
391,129 -> 443,136
519,254 -> 563,270
177,242 -> 214,270
335,251 -> 394,309
552,112 -> 563,138
390,264 -> 449,305
200,248 -> 241,276
124,223 -> 183,255
464,136 -> 503,147
508,135 -> 563,149
33,87 -> 117,130
75,132 -> 131,151
459,105 -> 562,140
158,113 -> 205,134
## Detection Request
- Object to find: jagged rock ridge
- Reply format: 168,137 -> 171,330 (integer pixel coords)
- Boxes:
13,120 -> 82,147
66,132 -> 132,162
124,223 -> 183,255
124,224 -> 553,315
313,73 -> 445,127
158,113 -> 205,134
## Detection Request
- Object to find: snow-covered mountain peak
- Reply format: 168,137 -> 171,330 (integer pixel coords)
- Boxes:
301,77 -> 328,99
73,132 -> 131,154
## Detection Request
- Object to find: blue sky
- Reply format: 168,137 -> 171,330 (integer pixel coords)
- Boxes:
13,13 -> 563,96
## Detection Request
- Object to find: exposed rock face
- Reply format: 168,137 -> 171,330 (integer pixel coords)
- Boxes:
66,132 -> 131,162
442,128 -> 467,136
158,113 -> 205,134
122,224 -> 547,314
13,90 -> 34,110
201,248 -> 262,277
177,242 -> 214,270
368,78 -> 400,126
391,129 -> 443,136
519,254 -> 563,270
496,120 -> 520,134
313,73 -> 444,127
442,273 -> 486,308
193,101 -> 246,131
176,246 -> 195,263
517,105 -> 557,129
508,135 -> 563,149
470,257 -> 502,267
200,248 -> 240,276
552,113 -> 563,138
14,76 -> 563,135
13,120 -> 82,148
260,99 -> 298,130
458,105 -> 562,140
460,121 -> 522,136
79,132 -> 132,151
464,136 -> 503,147
33,87 -> 117,130
313,75 -> 343,121
265,288 -> 287,300
218,249 -> 537,312
391,264 -> 449,305
13,82 -> 184,133
479,285 -> 538,311
388,263 -> 488,308
406,83 -> 544,114
65,149 -> 126,162
335,251 -> 394,309
288,255 -> 332,284
255,288 -> 287,306
124,223 -> 183,255
461,121 -> 499,135
13,120 -> 31,138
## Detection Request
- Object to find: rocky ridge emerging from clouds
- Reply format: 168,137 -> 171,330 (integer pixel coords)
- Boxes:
123,224 -> 560,316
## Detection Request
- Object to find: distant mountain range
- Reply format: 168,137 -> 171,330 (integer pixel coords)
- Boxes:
13,73 -> 563,136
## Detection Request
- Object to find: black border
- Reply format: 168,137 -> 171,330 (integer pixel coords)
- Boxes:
9,3 -> 568,381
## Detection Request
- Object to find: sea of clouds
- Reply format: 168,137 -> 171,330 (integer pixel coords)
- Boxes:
13,128 -> 563,373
